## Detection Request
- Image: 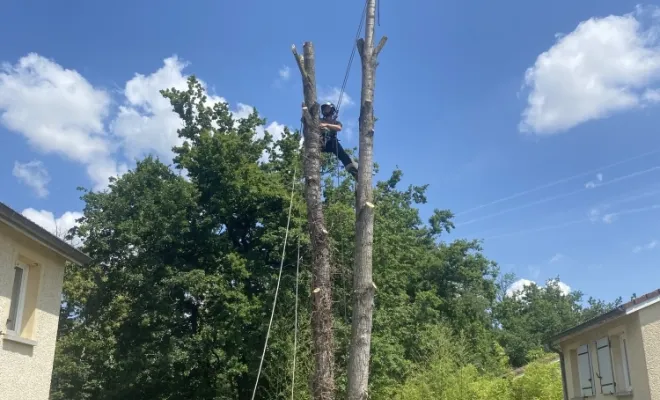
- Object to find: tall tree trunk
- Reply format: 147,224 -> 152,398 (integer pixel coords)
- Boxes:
292,42 -> 335,400
347,0 -> 387,398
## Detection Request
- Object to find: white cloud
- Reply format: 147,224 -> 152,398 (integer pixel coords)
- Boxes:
112,56 -> 284,165
278,66 -> 291,80
506,279 -> 536,297
2,53 -> 287,190
506,278 -> 571,297
589,204 -> 618,223
588,207 -> 602,222
319,87 -> 354,109
602,213 -> 617,224
111,56 -> 225,162
584,174 -> 603,189
633,239 -> 657,253
13,160 -> 50,198
556,281 -> 572,295
0,53 -> 110,162
520,7 -> 660,134
586,173 -> 605,189
232,103 -> 287,141
594,203 -> 660,224
0,53 -> 125,190
86,159 -> 129,188
21,208 -> 83,241
548,253 -> 564,263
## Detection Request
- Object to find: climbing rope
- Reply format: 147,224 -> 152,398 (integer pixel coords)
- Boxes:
336,0 -> 369,114
252,0 -> 379,394
333,0 -> 375,322
377,0 -> 381,26
251,167 -> 297,400
290,236 -> 301,400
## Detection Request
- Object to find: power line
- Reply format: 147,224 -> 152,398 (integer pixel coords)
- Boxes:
457,165 -> 660,227
455,148 -> 660,216
481,203 -> 660,241
464,186 -> 660,239
483,218 -> 588,240
336,0 -> 369,114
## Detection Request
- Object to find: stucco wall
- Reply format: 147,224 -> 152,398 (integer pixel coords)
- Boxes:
0,221 -> 66,400
639,302 -> 660,399
561,312 -> 651,399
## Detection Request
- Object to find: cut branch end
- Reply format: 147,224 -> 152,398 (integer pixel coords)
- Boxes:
356,38 -> 365,58
374,36 -> 388,58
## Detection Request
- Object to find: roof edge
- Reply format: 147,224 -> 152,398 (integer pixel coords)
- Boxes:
0,203 -> 92,266
549,288 -> 660,345
548,306 -> 626,345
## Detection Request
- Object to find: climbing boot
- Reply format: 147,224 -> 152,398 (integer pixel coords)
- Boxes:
346,161 -> 359,180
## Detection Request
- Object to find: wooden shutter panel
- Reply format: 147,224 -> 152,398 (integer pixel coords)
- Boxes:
578,344 -> 594,397
596,337 -> 616,394
620,336 -> 632,390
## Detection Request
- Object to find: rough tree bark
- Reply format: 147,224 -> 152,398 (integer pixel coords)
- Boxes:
292,42 -> 335,400
346,0 -> 387,398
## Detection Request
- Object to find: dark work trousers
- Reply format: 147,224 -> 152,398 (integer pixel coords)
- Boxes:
322,133 -> 354,169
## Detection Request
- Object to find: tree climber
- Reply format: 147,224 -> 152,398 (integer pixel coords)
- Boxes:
319,102 -> 359,179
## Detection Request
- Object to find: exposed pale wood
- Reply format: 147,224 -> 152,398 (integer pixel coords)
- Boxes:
346,0 -> 387,398
373,37 -> 388,58
291,41 -> 335,400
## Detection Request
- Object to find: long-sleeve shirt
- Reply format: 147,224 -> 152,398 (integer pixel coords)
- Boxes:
320,117 -> 342,139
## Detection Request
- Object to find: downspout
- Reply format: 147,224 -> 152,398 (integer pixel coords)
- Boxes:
549,342 -> 569,400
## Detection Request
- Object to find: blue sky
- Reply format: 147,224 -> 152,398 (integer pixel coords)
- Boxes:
2,0 -> 660,303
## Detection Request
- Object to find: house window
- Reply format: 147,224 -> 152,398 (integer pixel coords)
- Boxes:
578,343 -> 595,397
620,335 -> 632,391
596,337 -> 616,394
6,263 -> 28,334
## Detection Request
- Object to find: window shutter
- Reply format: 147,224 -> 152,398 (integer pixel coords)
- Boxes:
596,337 -> 616,394
578,344 -> 594,397
6,266 -> 25,332
620,336 -> 632,390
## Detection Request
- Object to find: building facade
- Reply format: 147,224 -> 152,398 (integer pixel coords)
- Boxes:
0,202 -> 90,399
551,289 -> 660,400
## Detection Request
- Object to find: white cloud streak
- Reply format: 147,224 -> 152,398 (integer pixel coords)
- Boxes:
2,54 -> 287,191
278,66 -> 291,80
0,53 -> 125,190
319,87 -> 354,109
21,208 -> 83,242
633,239 -> 658,253
548,253 -> 564,264
13,160 -> 50,198
505,278 -> 571,298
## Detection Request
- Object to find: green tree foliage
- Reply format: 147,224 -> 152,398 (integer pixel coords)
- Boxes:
493,277 -> 622,367
51,76 -> 614,399
511,360 -> 564,400
383,338 -> 562,400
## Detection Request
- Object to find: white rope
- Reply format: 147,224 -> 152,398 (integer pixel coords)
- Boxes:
251,168 -> 297,400
291,236 -> 301,400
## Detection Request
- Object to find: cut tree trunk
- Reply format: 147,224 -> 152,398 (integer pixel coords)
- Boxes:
292,42 -> 335,400
346,0 -> 387,398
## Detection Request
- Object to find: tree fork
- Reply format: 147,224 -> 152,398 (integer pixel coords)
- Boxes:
292,42 -> 336,400
347,0 -> 387,398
